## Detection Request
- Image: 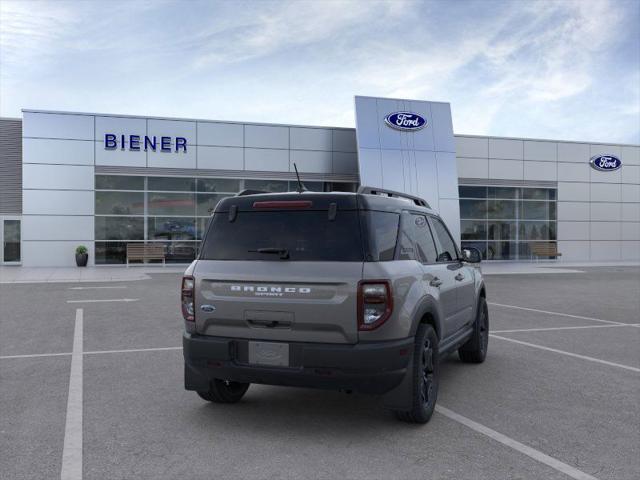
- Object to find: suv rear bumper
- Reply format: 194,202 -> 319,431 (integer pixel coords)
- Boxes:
183,332 -> 413,395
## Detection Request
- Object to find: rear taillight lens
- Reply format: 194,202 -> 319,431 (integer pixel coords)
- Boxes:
181,276 -> 195,322
358,280 -> 393,331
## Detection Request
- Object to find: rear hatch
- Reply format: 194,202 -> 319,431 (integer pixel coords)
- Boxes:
194,193 -> 363,344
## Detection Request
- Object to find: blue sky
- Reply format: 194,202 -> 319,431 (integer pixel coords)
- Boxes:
1,0 -> 638,143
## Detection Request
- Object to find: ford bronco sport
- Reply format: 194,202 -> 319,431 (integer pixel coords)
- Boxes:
182,186 -> 488,423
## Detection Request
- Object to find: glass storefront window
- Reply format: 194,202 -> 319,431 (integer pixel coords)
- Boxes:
147,176 -> 195,192
487,241 -> 517,260
196,178 -> 240,193
458,185 -> 557,260
488,199 -> 516,219
487,221 -> 516,240
459,186 -> 487,198
95,241 -> 130,264
95,175 -> 144,190
487,187 -> 516,199
460,220 -> 486,240
95,191 -> 144,215
147,192 -> 195,216
93,175 -> 359,264
95,216 -> 144,240
460,199 -> 487,219
147,217 -> 196,241
245,179 -> 288,192
522,188 -> 555,200
161,241 -> 198,263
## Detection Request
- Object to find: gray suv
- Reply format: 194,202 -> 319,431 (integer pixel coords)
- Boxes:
182,187 -> 488,423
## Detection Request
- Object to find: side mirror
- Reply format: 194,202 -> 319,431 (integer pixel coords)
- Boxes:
462,247 -> 482,263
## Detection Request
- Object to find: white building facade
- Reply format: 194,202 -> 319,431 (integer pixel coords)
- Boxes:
0,97 -> 638,267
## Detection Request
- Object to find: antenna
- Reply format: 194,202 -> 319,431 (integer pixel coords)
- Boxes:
292,163 -> 307,193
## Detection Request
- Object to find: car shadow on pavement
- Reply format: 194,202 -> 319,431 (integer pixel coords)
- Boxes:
190,386 -> 396,432
184,359 -> 470,433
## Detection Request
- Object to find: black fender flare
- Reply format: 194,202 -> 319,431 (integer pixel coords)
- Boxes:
409,295 -> 444,340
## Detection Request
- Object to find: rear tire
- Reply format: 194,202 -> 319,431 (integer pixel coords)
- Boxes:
396,324 -> 439,424
197,379 -> 250,403
458,297 -> 489,363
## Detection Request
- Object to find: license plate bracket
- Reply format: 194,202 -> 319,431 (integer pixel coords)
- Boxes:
248,341 -> 290,367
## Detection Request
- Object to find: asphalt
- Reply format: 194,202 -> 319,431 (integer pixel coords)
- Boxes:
0,267 -> 638,479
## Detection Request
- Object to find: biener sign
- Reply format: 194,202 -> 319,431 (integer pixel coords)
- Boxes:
104,134 -> 188,152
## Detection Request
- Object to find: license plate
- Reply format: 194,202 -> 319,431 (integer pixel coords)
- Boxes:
248,341 -> 289,367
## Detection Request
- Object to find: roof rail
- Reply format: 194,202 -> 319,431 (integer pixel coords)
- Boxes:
357,186 -> 430,208
236,189 -> 270,196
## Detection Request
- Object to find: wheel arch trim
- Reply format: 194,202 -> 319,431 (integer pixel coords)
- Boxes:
410,296 -> 443,340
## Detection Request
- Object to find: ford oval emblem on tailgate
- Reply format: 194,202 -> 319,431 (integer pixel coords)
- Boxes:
200,304 -> 216,312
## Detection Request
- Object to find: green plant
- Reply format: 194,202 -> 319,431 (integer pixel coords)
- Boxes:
75,245 -> 88,255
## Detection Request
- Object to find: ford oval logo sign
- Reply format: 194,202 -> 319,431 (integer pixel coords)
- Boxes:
590,155 -> 622,172
384,112 -> 427,131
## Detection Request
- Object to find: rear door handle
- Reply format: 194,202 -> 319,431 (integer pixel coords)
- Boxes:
455,273 -> 465,281
429,277 -> 443,287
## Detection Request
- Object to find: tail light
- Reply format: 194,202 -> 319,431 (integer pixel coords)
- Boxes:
181,276 -> 195,322
358,280 -> 393,331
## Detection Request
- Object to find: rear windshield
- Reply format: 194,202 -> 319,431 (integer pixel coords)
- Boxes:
200,210 -> 364,261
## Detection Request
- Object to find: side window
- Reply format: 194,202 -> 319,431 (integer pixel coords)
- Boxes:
365,211 -> 399,261
396,213 -> 416,261
412,214 -> 438,263
430,217 -> 458,262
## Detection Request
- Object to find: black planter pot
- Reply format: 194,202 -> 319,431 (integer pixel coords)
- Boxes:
75,253 -> 88,267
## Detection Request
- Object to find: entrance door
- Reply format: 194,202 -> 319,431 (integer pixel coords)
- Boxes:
1,217 -> 21,264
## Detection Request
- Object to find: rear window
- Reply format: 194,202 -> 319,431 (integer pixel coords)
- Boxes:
200,210 -> 364,261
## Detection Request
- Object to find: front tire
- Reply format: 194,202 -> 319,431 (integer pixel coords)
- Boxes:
396,324 -> 439,424
197,379 -> 250,403
458,296 -> 489,363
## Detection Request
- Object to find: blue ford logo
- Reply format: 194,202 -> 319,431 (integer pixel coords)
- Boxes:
384,112 -> 427,131
590,155 -> 622,172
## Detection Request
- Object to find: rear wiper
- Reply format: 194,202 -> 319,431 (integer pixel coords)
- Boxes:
248,247 -> 290,259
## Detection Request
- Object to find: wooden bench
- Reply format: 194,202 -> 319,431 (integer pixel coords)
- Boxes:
126,244 -> 166,266
531,242 -> 562,260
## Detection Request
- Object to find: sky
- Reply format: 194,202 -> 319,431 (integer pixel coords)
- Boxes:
1,0 -> 639,143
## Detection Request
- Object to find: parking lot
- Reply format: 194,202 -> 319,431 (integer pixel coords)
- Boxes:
1,266 -> 639,480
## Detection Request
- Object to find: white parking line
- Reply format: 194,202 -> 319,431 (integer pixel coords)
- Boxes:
0,346 -> 182,360
68,286 -> 127,290
490,334 -> 640,373
83,346 -> 182,355
66,298 -> 139,304
0,351 -> 72,360
488,302 -> 625,326
435,405 -> 598,480
492,323 -> 640,334
60,308 -> 83,480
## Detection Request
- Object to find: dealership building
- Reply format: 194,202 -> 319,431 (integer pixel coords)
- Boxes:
0,95 -> 638,267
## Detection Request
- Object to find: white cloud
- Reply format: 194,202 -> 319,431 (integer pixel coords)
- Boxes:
0,0 -> 637,143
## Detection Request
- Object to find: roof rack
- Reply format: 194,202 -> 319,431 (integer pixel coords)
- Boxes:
357,186 -> 430,208
236,189 -> 270,196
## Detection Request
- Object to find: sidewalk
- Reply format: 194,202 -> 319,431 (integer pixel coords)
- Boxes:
480,260 -> 640,275
1,261 -> 638,284
0,265 -> 187,284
